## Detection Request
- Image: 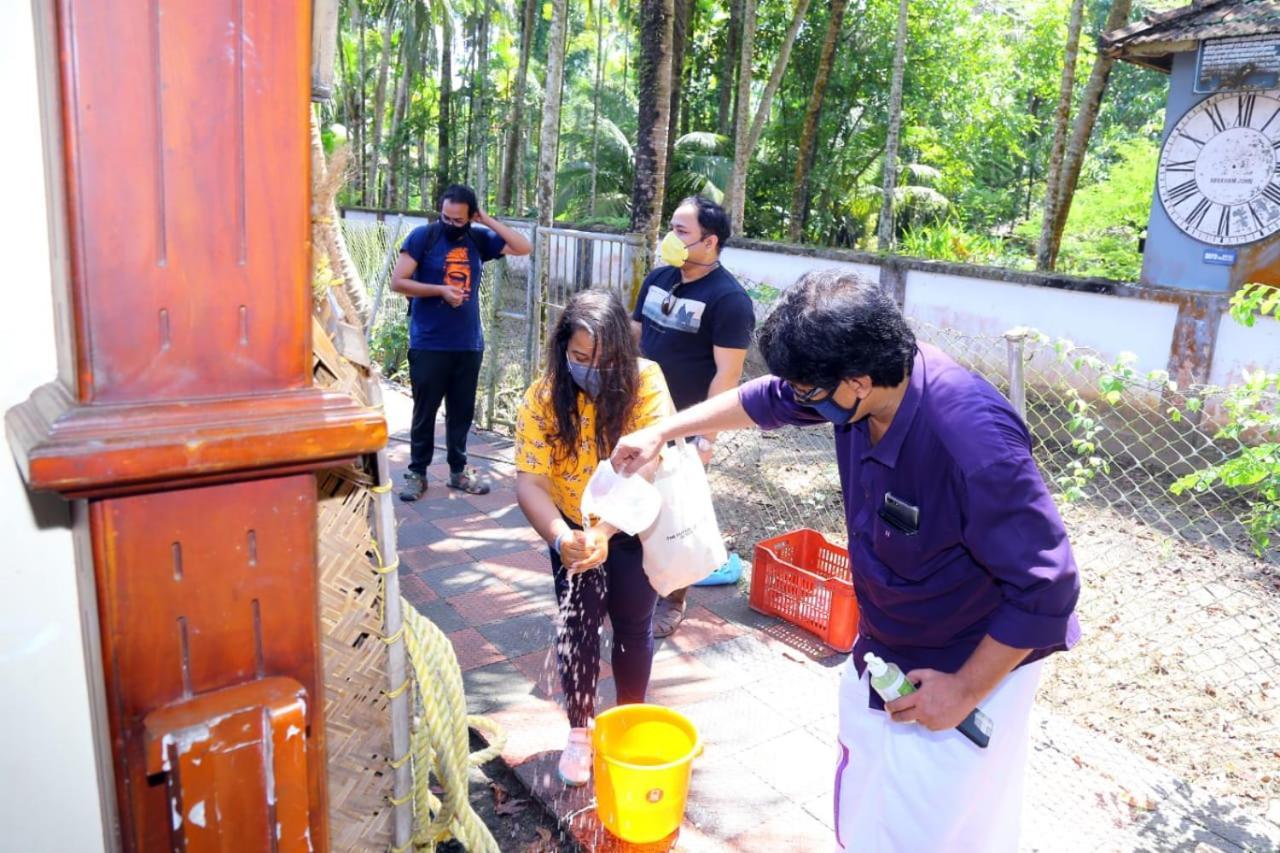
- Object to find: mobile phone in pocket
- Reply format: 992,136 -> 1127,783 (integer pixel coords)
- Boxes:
877,492 -> 919,535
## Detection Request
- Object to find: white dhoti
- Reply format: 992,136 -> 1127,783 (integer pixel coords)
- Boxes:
833,658 -> 1044,852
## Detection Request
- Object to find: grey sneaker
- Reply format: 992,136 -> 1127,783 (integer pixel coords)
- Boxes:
399,472 -> 426,502
448,466 -> 490,495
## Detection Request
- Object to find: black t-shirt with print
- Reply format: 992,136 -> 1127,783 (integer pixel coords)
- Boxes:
632,264 -> 755,411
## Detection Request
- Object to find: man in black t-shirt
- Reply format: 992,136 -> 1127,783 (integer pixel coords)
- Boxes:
632,196 -> 755,637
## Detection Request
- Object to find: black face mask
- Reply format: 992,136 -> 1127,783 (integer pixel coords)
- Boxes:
443,222 -> 470,241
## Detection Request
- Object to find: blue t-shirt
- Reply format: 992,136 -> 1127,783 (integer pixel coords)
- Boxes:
400,223 -> 506,351
632,264 -> 755,410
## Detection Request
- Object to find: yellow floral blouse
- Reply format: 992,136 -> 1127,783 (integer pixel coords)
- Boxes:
515,359 -> 672,524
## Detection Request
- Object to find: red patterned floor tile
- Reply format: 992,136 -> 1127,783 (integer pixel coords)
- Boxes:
431,510 -> 497,536
486,548 -> 551,572
481,549 -> 553,588
447,582 -> 552,626
399,545 -> 471,573
445,627 -> 505,672
462,489 -> 520,513
510,646 -> 613,700
509,647 -> 561,698
397,573 -> 437,606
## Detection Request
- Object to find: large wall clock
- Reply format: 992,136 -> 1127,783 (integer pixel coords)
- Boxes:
1157,89 -> 1280,246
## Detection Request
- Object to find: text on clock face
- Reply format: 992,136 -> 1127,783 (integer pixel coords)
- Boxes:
1158,90 -> 1280,246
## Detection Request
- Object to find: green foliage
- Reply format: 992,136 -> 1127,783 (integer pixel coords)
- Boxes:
1055,135 -> 1158,281
370,319 -> 409,382
1231,283 -> 1280,327
1011,135 -> 1157,281
329,0 -> 1172,277
898,219 -> 1020,267
1171,287 -> 1280,555
1047,343 -> 1165,503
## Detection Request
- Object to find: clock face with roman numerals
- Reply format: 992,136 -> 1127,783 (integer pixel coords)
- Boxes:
1157,90 -> 1280,246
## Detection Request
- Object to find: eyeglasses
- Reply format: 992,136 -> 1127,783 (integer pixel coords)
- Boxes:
789,382 -> 835,404
440,213 -> 469,227
661,285 -> 683,316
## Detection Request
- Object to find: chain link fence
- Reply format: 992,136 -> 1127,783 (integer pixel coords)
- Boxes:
343,213 -> 1280,830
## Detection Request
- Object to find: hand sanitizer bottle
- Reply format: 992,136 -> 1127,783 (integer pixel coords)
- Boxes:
863,652 -> 992,749
865,652 -> 916,701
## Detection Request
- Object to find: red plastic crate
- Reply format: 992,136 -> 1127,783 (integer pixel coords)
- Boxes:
749,528 -> 858,653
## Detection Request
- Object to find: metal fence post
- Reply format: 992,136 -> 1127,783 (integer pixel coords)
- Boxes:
1004,327 -> 1029,422
365,213 -> 404,338
483,258 -> 505,430
524,224 -> 542,388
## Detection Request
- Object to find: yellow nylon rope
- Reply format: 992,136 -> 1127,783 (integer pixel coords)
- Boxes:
369,521 -> 506,851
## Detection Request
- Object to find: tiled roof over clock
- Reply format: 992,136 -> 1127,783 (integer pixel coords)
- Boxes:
1103,0 -> 1280,72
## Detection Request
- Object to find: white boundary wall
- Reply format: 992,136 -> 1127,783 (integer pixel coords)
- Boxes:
1,4 -> 110,850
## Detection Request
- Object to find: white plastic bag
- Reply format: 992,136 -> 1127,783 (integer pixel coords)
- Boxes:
639,441 -> 729,596
580,459 -> 662,536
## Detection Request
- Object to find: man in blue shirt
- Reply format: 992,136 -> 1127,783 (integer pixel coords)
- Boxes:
631,197 -> 755,637
612,270 -> 1079,850
391,184 -> 531,500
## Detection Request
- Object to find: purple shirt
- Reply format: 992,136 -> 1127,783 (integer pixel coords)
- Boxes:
739,343 -> 1080,707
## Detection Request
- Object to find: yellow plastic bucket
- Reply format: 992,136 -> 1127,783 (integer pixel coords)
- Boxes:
592,704 -> 702,843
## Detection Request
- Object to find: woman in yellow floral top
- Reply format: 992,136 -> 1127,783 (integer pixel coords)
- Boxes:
515,289 -> 673,787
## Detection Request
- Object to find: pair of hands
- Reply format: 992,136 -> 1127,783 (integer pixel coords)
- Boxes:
559,527 -> 611,575
439,285 -> 466,308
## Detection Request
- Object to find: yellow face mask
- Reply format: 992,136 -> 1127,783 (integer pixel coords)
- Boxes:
660,231 -> 697,268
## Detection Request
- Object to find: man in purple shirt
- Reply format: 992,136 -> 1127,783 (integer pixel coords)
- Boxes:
612,270 -> 1079,850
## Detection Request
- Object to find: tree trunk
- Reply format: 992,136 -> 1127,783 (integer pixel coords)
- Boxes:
630,0 -> 675,248
664,0 -> 691,188
312,115 -> 370,323
725,0 -> 757,233
498,0 -> 535,213
463,12 -> 482,186
536,0 -> 569,227
471,3 -> 491,205
1046,0 -> 1133,268
418,135 -> 428,206
519,96 -> 531,213
354,0 -> 367,203
745,0 -> 812,156
338,5 -> 353,135
1035,0 -> 1086,271
788,0 -> 847,243
436,9 -> 454,204
876,0 -> 909,251
717,0 -> 741,137
1024,93 -> 1041,222
590,0 -> 606,216
386,11 -> 416,211
623,0 -> 631,93
366,1 -> 395,207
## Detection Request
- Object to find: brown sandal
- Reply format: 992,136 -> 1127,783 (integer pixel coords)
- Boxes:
652,596 -> 687,638
448,466 -> 490,495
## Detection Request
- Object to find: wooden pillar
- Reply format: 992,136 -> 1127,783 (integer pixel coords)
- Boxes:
5,2 -> 385,850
